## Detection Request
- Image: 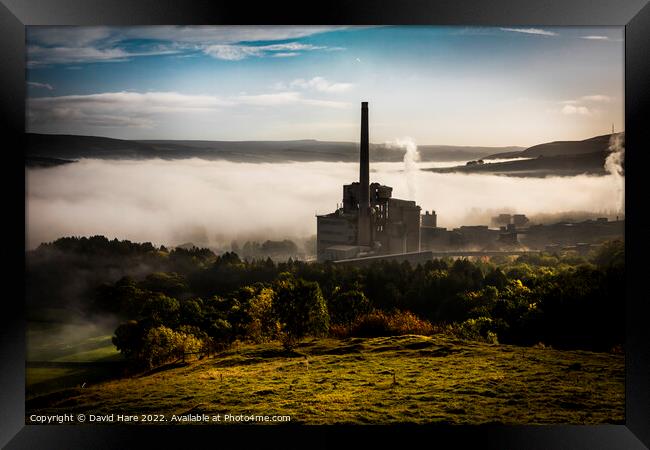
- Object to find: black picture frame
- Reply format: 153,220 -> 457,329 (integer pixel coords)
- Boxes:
3,1 -> 649,448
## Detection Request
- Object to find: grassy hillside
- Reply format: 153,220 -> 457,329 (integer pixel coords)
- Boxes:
485,133 -> 619,159
26,335 -> 624,425
426,151 -> 608,177
27,320 -> 124,396
420,133 -> 624,177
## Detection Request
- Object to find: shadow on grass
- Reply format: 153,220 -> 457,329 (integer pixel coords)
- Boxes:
137,360 -> 191,377
308,343 -> 366,356
209,348 -> 305,367
418,346 -> 463,357
26,387 -> 85,410
26,360 -> 126,399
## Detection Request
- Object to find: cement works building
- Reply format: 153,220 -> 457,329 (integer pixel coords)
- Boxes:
316,102 -> 423,263
315,102 -> 624,264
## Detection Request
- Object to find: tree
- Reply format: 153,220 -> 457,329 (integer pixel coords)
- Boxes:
200,295 -> 236,344
113,322 -> 204,369
179,298 -> 204,326
141,325 -> 179,368
140,272 -> 188,298
592,239 -> 624,269
272,275 -> 329,350
94,276 -> 146,315
328,288 -> 371,327
112,320 -> 147,363
483,268 -> 508,289
140,293 -> 180,327
245,287 -> 279,343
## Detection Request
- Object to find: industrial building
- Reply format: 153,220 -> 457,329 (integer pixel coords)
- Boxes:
491,213 -> 530,228
316,102 -> 423,262
315,102 -> 625,264
520,217 -> 624,249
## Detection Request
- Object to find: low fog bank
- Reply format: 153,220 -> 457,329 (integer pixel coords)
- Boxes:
26,158 -> 625,251
27,315 -> 121,361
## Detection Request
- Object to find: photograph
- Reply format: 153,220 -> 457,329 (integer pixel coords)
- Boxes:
24,25 -> 627,426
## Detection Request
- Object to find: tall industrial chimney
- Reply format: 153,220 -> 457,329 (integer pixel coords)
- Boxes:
360,102 -> 369,205
358,101 -> 371,246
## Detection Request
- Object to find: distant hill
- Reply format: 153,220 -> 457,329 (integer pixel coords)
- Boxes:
26,133 -> 160,160
25,156 -> 77,168
485,134 -> 620,159
417,145 -> 523,162
428,152 -> 609,177
26,133 -> 522,164
429,133 -> 624,177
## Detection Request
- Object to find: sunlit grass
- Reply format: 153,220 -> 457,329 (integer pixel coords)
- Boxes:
26,335 -> 624,425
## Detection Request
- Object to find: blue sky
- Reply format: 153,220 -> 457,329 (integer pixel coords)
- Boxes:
26,26 -> 624,146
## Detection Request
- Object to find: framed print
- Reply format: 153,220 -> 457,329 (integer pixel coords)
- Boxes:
2,0 -> 649,448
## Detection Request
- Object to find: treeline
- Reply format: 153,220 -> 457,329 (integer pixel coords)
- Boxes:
232,239 -> 303,260
109,274 -> 329,369
26,236 -> 216,314
27,236 -> 625,369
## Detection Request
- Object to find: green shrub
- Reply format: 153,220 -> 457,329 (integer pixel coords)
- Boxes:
450,317 -> 499,344
328,288 -> 371,326
592,239 -> 624,269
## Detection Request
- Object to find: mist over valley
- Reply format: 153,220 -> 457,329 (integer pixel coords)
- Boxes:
26,154 -> 624,251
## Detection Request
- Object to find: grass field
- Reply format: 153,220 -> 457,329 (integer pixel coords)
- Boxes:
26,334 -> 624,425
27,319 -> 124,396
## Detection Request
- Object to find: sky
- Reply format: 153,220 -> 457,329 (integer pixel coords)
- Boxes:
26,26 -> 624,147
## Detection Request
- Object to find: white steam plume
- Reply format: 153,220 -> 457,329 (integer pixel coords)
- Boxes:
605,133 -> 625,214
386,137 -> 420,200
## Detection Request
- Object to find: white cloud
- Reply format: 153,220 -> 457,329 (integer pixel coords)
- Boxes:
27,27 -> 114,47
581,94 -> 611,102
203,42 -> 328,60
272,52 -> 300,58
28,45 -> 129,65
34,91 -> 230,110
27,45 -> 179,66
290,76 -> 354,93
27,81 -> 54,90
235,92 -> 303,106
561,104 -> 591,115
203,45 -> 262,60
119,26 -> 349,45
261,43 -> 325,52
26,26 -> 349,66
580,35 -> 623,42
27,89 -> 350,129
558,94 -> 610,116
500,27 -> 558,36
235,91 -> 350,109
28,91 -> 232,128
28,26 -> 348,47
